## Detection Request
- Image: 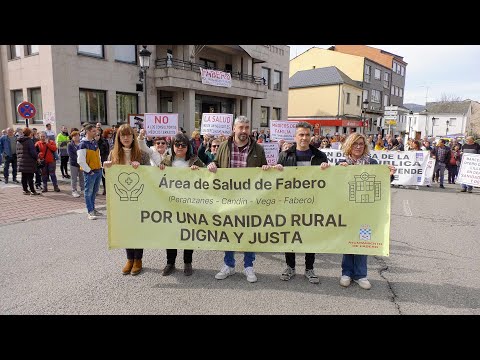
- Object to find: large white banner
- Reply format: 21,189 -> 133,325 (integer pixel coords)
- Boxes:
260,142 -> 279,166
457,153 -> 480,187
269,120 -> 298,142
320,149 -> 431,185
200,113 -> 233,136
200,68 -> 232,88
144,113 -> 178,137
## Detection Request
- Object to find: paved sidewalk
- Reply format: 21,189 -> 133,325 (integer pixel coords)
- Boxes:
0,175 -> 106,225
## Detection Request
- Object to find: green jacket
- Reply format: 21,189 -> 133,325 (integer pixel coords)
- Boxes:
214,136 -> 267,168
56,133 -> 70,156
161,154 -> 205,168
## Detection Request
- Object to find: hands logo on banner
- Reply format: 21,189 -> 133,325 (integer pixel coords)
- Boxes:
114,172 -> 144,201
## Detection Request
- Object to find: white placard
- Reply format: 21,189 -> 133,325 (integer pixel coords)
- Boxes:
269,120 -> 298,142
200,113 -> 233,136
144,113 -> 178,137
200,68 -> 232,88
260,142 -> 279,166
457,153 -> 480,187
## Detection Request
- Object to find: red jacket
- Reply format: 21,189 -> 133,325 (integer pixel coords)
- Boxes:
35,140 -> 57,164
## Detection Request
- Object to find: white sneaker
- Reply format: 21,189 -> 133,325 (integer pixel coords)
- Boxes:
340,275 -> 351,287
244,266 -> 257,283
87,211 -> 97,220
354,277 -> 372,290
215,265 -> 235,280
72,190 -> 80,198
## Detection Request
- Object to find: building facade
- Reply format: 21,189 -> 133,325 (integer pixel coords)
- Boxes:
0,45 -> 289,135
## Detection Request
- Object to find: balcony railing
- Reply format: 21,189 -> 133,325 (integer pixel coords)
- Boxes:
155,58 -> 266,85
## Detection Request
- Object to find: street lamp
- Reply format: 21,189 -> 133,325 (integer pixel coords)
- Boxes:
446,119 -> 450,137
139,45 -> 151,114
431,116 -> 438,137
362,99 -> 369,134
408,110 -> 413,141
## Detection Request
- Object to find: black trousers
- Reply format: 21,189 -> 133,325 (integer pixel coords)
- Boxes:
285,252 -> 315,270
21,172 -> 35,192
60,155 -> 69,176
126,248 -> 143,260
166,249 -> 193,264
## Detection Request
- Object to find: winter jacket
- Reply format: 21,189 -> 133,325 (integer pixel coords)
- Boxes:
35,140 -> 57,164
17,136 -> 38,173
56,132 -> 70,156
67,141 -> 81,167
214,136 -> 267,168
277,144 -> 328,167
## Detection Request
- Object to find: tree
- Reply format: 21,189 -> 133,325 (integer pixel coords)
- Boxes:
437,93 -> 462,102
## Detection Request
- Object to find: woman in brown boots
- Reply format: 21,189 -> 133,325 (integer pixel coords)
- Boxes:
103,124 -> 150,276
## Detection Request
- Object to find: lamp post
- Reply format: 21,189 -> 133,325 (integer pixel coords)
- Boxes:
362,99 -> 369,134
431,116 -> 438,137
408,110 -> 413,141
446,119 -> 449,137
139,45 -> 151,114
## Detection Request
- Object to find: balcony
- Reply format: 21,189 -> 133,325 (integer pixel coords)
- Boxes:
154,58 -> 267,99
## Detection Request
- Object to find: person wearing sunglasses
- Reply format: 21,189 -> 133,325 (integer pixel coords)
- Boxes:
159,132 -> 205,277
198,137 -> 221,165
207,116 -> 270,283
138,129 -> 170,166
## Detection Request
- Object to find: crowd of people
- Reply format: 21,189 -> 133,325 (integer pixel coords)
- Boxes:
1,118 -> 478,290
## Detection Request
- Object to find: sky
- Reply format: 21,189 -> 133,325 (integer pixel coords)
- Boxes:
288,45 -> 480,106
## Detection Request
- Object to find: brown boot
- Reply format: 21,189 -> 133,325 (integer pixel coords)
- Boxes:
53,185 -> 61,192
131,259 -> 142,276
122,259 -> 134,275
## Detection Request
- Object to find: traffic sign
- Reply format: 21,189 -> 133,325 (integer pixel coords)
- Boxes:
17,101 -> 37,119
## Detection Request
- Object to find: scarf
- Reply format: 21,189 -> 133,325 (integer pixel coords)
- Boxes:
345,154 -> 370,165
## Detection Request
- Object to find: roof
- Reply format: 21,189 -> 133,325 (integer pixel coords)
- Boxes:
289,66 -> 361,89
426,101 -> 471,114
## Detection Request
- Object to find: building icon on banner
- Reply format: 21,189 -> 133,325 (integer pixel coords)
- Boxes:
348,172 -> 381,203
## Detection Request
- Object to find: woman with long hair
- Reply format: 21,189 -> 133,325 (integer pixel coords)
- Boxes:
103,124 -> 150,276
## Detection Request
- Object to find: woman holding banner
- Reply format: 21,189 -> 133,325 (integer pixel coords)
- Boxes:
338,133 -> 395,290
159,133 -> 205,276
103,124 -> 150,276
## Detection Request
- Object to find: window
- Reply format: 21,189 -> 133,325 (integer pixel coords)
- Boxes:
79,89 -> 107,124
116,92 -> 138,123
384,95 -> 389,107
371,89 -> 381,103
364,65 -> 371,83
374,68 -> 381,80
199,58 -> 216,69
384,72 -> 390,88
9,45 -> 22,59
363,90 -> 369,102
27,45 -> 39,55
28,88 -> 43,124
399,88 -> 403,97
401,66 -> 405,76
273,70 -> 282,90
78,45 -> 104,58
395,87 -> 399,96
260,106 -> 269,127
262,67 -> 270,88
12,90 -> 23,123
449,118 -> 457,126
346,92 -> 350,105
357,95 -> 360,106
272,107 -> 281,120
114,45 -> 136,64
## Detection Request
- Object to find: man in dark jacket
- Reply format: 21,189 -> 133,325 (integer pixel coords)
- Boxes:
16,127 -> 39,195
207,116 -> 269,283
276,122 -> 329,284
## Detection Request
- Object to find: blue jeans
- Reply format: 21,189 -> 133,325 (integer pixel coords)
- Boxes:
224,251 -> 255,268
462,183 -> 473,191
84,170 -> 102,213
3,154 -> 17,181
341,254 -> 367,280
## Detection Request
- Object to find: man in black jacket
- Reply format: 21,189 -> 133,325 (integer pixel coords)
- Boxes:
275,122 -> 330,284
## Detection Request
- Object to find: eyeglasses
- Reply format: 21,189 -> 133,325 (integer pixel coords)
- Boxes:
174,143 -> 187,148
211,145 -> 219,148
156,141 -> 166,145
352,142 -> 365,148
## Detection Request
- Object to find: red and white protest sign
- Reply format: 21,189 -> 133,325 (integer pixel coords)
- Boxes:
144,113 -> 178,136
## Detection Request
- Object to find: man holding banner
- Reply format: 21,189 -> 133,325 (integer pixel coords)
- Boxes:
207,116 -> 269,283
275,122 -> 329,284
